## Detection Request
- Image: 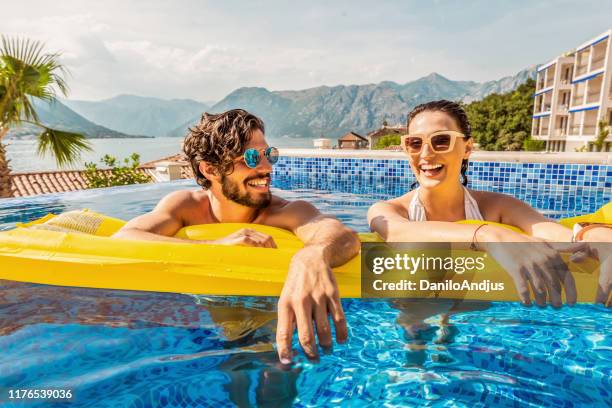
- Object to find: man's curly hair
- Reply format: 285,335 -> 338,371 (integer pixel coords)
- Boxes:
183,109 -> 265,189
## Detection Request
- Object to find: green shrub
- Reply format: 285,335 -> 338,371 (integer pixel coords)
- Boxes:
522,138 -> 545,151
594,120 -> 609,152
374,134 -> 401,149
84,153 -> 152,188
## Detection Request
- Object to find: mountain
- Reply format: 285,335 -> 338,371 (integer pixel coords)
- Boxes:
168,67 -> 537,139
6,99 -> 145,139
63,95 -> 210,137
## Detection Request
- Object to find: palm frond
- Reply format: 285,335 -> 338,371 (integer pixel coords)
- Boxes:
0,36 -> 70,127
36,127 -> 92,168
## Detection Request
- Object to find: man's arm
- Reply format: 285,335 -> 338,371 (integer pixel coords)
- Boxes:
112,191 -> 192,243
274,200 -> 360,364
113,191 -> 275,247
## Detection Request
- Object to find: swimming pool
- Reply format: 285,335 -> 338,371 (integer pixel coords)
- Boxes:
0,176 -> 610,407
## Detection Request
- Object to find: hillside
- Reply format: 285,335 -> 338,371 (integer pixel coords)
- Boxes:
7,99 -> 146,139
63,95 -> 210,137
168,67 -> 536,139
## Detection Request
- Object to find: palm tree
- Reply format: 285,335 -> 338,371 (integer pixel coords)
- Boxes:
0,37 -> 91,198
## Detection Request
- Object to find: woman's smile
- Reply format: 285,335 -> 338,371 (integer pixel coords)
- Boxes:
418,162 -> 445,178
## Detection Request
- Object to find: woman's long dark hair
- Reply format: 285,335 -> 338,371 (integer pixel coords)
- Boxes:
407,100 -> 472,189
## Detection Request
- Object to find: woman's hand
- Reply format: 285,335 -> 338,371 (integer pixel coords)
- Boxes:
479,226 -> 577,307
580,226 -> 612,306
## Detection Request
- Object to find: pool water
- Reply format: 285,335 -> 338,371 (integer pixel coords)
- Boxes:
0,177 -> 611,407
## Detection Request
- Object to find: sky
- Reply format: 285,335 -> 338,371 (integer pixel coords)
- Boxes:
3,0 -> 612,103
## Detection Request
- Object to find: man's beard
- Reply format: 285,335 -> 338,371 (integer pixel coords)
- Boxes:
221,174 -> 271,209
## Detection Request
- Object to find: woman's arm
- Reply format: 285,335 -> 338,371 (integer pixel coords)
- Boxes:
367,199 -> 577,306
368,200 -> 510,244
488,193 -> 573,241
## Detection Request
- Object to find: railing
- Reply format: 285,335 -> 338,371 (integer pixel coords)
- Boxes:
569,125 -> 582,134
586,91 -> 601,104
553,129 -> 567,137
557,104 -> 569,113
543,103 -> 551,111
575,64 -> 588,77
560,79 -> 571,85
591,56 -> 605,71
572,96 -> 585,106
583,125 -> 597,134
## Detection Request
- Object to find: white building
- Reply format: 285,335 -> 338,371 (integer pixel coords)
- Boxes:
532,29 -> 612,152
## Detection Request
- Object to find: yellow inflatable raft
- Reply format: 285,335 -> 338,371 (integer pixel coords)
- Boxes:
0,204 -> 609,302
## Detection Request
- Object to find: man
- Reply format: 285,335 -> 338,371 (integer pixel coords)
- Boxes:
113,109 -> 361,363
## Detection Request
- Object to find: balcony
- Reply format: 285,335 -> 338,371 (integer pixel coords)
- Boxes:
575,64 -> 588,77
572,94 -> 585,106
545,78 -> 554,88
586,90 -> 601,104
552,129 -> 567,137
591,55 -> 605,71
583,125 -> 597,135
569,125 -> 582,134
557,104 -> 569,114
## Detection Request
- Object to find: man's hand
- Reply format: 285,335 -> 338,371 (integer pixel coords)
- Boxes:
211,228 -> 277,248
275,246 -> 348,363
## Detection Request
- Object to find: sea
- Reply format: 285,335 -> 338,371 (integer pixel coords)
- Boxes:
5,136 -> 312,173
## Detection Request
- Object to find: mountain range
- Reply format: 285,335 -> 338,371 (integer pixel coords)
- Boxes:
9,67 -> 536,140
168,67 -> 536,139
6,99 -> 145,139
63,95 -> 211,137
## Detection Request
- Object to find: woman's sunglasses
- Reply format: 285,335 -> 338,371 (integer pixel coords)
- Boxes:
242,147 -> 279,168
401,130 -> 466,154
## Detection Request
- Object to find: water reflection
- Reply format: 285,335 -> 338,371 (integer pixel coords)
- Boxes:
0,281 -> 301,407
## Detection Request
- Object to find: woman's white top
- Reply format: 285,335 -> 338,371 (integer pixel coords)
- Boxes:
408,187 -> 484,221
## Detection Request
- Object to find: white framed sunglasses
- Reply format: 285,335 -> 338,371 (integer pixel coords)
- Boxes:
401,130 -> 466,154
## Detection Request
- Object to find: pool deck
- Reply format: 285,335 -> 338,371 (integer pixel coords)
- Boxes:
279,149 -> 612,164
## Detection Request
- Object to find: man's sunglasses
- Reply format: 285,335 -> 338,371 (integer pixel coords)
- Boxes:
242,147 -> 279,168
401,131 -> 466,154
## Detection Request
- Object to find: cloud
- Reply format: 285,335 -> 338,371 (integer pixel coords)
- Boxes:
2,1 -> 611,101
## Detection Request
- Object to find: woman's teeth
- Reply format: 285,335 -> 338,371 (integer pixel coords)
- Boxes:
420,164 -> 443,170
419,164 -> 444,176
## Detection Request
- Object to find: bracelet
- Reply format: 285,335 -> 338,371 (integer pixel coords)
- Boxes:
469,224 -> 487,250
574,223 -> 612,241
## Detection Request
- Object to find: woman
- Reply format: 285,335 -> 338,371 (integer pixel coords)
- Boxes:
368,100 -> 611,306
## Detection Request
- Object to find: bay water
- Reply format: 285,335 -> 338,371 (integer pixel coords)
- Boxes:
5,136 -> 312,173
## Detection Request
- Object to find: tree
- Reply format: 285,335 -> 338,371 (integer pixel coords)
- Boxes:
84,153 -> 152,188
374,134 -> 401,149
464,78 -> 536,151
0,37 -> 91,198
593,119 -> 609,152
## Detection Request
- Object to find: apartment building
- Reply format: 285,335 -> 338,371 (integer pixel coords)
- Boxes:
532,29 -> 612,152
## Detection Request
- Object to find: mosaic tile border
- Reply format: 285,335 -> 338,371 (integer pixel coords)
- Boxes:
273,157 -> 612,190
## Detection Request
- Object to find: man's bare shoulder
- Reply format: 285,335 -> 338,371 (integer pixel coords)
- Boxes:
155,189 -> 209,213
258,195 -> 322,232
263,194 -> 291,212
